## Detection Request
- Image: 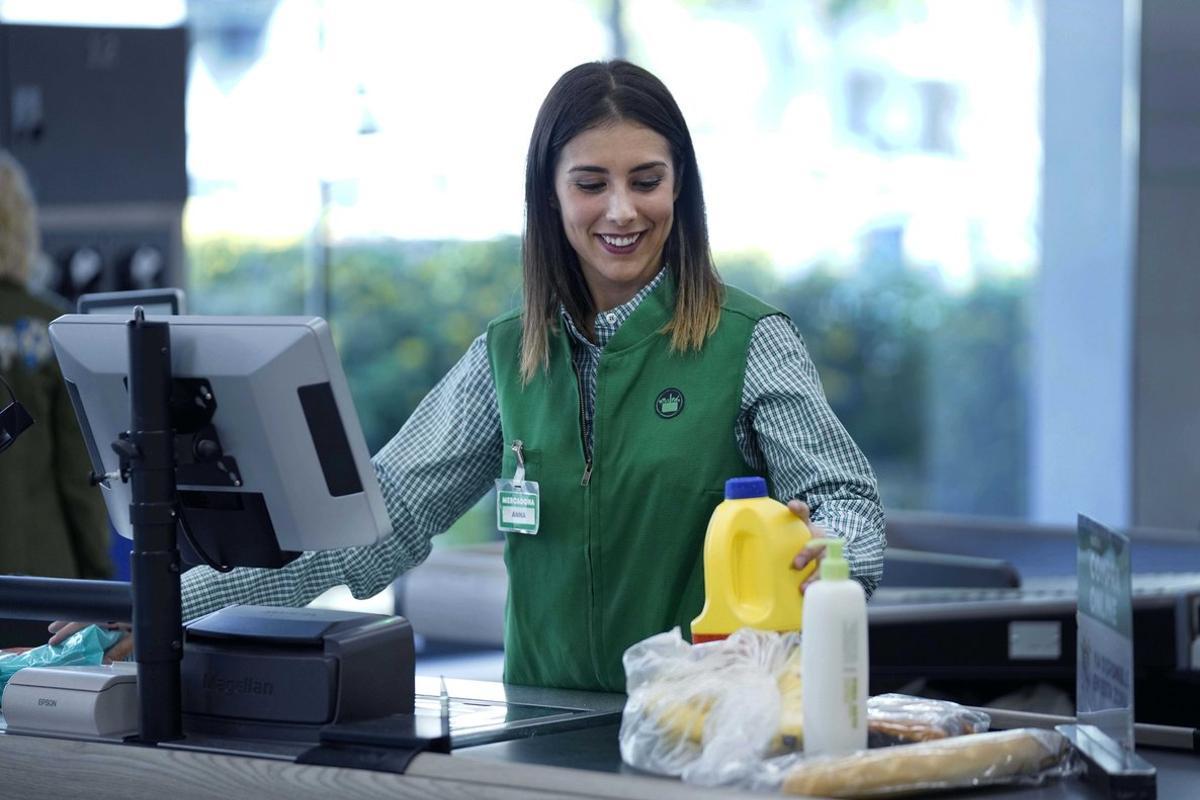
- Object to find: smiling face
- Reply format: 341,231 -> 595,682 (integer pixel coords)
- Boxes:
553,120 -> 676,313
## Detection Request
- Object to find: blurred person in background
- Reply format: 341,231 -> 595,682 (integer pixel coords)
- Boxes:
0,149 -> 112,595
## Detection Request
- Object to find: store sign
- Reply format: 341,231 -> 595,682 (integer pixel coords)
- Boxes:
1076,514 -> 1134,750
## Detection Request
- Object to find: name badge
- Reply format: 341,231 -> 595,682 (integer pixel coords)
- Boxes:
496,478 -> 540,534
496,439 -> 539,535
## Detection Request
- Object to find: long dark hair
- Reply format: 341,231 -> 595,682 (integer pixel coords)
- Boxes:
520,60 -> 722,383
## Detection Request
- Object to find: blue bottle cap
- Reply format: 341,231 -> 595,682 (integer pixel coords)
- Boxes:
725,476 -> 768,500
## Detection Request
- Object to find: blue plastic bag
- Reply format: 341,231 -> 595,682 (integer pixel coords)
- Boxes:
0,625 -> 126,701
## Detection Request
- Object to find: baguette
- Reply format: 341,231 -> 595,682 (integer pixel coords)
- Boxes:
782,728 -> 1071,798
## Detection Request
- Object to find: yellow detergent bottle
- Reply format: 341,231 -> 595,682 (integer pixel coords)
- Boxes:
691,477 -> 817,643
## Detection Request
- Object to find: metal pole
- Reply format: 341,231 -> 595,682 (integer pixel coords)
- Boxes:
609,0 -> 627,60
0,576 -> 131,622
319,178 -> 332,322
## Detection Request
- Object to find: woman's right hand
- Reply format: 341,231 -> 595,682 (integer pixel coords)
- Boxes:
788,499 -> 828,594
47,620 -> 135,663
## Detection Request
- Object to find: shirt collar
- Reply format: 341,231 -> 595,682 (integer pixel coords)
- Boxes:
560,267 -> 667,349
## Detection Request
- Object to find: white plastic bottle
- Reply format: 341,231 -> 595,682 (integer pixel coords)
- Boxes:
800,538 -> 868,756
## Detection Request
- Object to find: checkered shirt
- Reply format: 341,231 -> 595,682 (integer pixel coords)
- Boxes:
180,272 -> 886,620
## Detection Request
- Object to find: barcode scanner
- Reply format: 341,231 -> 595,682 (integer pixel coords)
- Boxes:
0,374 -> 34,453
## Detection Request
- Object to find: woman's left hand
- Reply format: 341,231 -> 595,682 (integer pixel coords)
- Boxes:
47,621 -> 134,663
788,499 -> 826,594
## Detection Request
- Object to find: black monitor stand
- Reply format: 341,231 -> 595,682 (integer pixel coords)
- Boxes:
120,307 -> 184,742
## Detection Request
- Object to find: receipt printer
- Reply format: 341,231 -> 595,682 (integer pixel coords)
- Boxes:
181,604 -> 414,739
2,664 -> 139,738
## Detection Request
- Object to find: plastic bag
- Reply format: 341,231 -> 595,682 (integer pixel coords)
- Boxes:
0,625 -> 125,702
867,693 -> 990,746
619,627 -> 801,786
778,727 -> 1074,797
619,628 -> 1074,795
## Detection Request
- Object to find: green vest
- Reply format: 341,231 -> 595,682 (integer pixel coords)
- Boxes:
487,278 -> 781,691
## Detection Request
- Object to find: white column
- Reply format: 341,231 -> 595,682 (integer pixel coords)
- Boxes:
1031,0 -> 1139,525
1132,0 -> 1200,529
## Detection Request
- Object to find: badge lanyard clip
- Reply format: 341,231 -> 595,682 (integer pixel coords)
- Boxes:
511,439 -> 526,487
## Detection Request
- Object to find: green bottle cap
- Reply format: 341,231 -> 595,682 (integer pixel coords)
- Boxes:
819,538 -> 850,581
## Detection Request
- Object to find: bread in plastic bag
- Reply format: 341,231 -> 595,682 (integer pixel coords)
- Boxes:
619,627 -> 802,783
620,628 -> 1074,794
867,693 -> 990,745
780,727 -> 1074,798
620,628 -> 992,777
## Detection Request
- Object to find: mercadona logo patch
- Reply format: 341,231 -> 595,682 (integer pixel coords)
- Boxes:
655,388 -> 685,419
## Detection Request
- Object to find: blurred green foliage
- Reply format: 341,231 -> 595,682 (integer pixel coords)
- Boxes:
329,239 -> 523,453
189,234 -> 1029,541
189,237 -> 522,452
719,251 -> 1028,515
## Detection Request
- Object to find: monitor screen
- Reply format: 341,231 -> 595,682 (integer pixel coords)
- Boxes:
77,288 -> 186,317
48,315 -> 390,563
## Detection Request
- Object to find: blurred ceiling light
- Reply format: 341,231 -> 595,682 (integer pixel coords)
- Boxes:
0,0 -> 186,27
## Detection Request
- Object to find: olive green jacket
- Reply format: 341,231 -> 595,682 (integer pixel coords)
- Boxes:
0,280 -> 112,578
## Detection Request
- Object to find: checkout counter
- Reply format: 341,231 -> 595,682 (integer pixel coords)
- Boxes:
1,676 -> 1199,800
7,534 -> 1200,796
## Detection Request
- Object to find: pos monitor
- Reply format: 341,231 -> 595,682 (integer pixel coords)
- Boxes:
77,288 -> 187,316
49,314 -> 391,567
